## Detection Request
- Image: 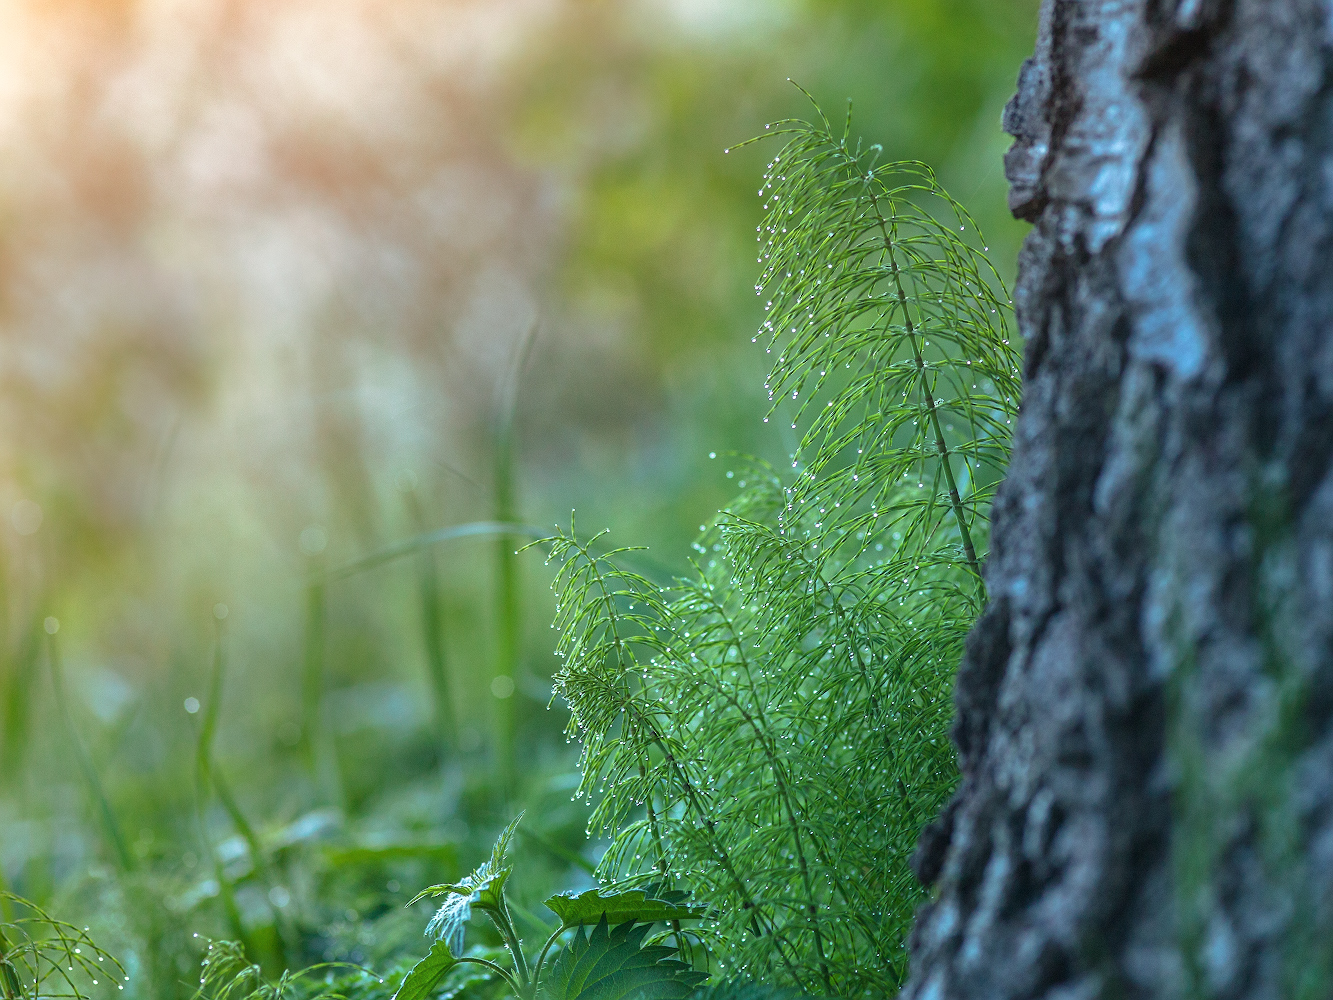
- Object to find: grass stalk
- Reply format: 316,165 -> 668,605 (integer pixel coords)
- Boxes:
404,486 -> 455,754
196,618 -> 287,972
301,555 -> 344,806
46,626 -> 134,873
0,548 -> 9,785
493,419 -> 520,796
1,621 -> 41,792
194,641 -> 258,962
301,557 -> 326,776
490,324 -> 538,797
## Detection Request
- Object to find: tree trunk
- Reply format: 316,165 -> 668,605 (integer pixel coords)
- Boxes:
905,2 -> 1333,997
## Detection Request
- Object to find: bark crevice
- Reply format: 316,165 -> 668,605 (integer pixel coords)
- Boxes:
905,2 -> 1333,997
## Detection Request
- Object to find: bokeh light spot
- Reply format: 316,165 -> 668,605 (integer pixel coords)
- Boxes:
10,499 -> 42,535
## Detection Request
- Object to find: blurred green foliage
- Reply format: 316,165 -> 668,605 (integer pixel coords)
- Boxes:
510,0 -> 1036,553
0,1 -> 1036,998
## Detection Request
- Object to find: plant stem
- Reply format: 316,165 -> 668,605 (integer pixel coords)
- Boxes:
495,899 -> 530,988
635,757 -> 692,964
454,957 -> 520,995
301,557 -> 326,776
0,623 -> 38,793
405,487 -> 455,754
867,184 -> 982,586
493,418 -> 520,797
724,694 -> 831,989
194,693 -> 256,960
531,926 -> 565,987
301,556 -> 344,806
577,545 -> 807,989
47,630 -> 134,873
639,759 -> 670,880
698,588 -> 839,993
197,624 -> 289,971
198,633 -> 267,859
516,828 -> 596,876
0,922 -> 22,1000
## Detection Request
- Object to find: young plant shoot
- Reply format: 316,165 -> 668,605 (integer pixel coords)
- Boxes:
396,816 -> 707,1000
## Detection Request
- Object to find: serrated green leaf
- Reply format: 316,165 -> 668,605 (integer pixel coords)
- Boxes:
542,917 -> 707,1000
544,888 -> 703,931
421,869 -> 511,955
411,815 -> 523,955
488,813 -> 523,872
393,940 -> 458,1000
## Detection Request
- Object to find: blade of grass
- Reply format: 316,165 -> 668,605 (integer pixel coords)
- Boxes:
0,868 -> 14,924
0,546 -> 8,785
46,622 -> 134,873
491,325 -> 537,799
301,553 -> 326,779
493,420 -> 520,798
322,522 -> 544,583
196,613 -> 289,971
404,486 -> 455,754
1,619 -> 41,792
301,553 -> 345,807
516,827 -> 596,876
192,620 -> 259,964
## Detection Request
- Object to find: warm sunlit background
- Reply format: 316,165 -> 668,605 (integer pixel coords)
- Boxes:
0,1 -> 1036,994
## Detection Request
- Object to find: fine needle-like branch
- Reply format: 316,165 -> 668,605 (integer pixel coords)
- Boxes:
866,182 -> 982,585
0,924 -> 22,1000
544,101 -> 1018,995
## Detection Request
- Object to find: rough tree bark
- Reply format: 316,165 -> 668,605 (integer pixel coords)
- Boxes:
905,2 -> 1333,997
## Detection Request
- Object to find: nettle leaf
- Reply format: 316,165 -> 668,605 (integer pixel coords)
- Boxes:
545,888 -> 703,931
542,917 -> 707,1000
392,940 -> 458,1000
411,814 -> 523,955
418,870 -> 511,956
487,812 -> 524,872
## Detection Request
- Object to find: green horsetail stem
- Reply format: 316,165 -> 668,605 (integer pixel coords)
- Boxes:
0,923 -> 21,1000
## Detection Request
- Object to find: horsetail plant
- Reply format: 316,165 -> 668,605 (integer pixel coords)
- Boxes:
191,938 -> 380,1000
0,894 -> 128,1000
540,97 -> 1020,996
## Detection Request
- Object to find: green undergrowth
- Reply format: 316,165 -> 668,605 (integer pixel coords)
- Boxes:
0,100 -> 1017,1000
542,98 -> 1019,997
